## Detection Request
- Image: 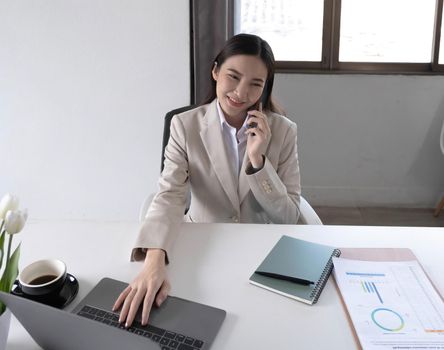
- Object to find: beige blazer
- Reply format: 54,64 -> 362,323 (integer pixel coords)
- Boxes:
132,99 -> 301,262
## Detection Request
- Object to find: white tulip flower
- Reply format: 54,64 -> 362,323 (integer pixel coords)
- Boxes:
0,193 -> 19,220
4,209 -> 28,235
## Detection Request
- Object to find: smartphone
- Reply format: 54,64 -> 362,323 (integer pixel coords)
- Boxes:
247,81 -> 267,130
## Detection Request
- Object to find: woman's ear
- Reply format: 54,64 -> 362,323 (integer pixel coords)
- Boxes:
211,62 -> 218,81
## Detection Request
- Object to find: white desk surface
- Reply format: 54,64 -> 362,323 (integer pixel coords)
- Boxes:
6,221 -> 444,350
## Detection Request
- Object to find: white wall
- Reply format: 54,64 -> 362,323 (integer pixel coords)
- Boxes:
274,74 -> 444,207
0,1 -> 189,220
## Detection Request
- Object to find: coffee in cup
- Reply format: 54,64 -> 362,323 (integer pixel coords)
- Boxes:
18,259 -> 67,296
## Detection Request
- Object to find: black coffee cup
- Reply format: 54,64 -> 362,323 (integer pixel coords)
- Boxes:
18,259 -> 67,296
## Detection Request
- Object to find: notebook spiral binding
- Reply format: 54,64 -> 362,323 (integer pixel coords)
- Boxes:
310,249 -> 341,304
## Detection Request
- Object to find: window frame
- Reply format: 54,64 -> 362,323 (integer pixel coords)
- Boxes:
232,0 -> 444,75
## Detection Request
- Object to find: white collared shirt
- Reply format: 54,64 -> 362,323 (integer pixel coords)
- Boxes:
216,100 -> 248,175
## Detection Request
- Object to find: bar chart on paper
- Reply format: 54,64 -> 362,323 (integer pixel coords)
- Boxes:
333,258 -> 444,350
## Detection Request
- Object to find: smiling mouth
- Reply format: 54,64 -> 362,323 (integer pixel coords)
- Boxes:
227,96 -> 245,107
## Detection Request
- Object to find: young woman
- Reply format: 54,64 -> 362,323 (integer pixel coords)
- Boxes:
113,33 -> 301,327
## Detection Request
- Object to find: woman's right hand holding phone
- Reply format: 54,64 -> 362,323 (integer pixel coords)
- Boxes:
246,102 -> 271,168
113,249 -> 170,328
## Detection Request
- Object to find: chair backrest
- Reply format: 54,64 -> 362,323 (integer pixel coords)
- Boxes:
160,105 -> 197,172
157,105 -> 322,225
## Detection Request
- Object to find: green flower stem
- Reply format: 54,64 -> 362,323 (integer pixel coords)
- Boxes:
3,233 -> 13,282
0,222 -> 7,314
0,223 -> 5,273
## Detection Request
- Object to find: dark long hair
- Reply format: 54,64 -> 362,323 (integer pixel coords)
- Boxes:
202,33 -> 282,114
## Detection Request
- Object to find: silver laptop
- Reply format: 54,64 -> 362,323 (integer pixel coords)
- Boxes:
0,277 -> 226,350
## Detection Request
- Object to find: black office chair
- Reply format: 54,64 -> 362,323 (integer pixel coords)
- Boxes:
160,105 -> 197,172
139,106 -> 196,220
139,105 -> 322,224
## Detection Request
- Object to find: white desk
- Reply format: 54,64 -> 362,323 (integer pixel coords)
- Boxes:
6,221 -> 444,349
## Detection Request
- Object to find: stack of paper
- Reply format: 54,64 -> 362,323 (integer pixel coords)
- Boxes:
333,258 -> 444,350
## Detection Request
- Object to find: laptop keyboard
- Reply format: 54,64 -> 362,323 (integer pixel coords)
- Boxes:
77,305 -> 205,350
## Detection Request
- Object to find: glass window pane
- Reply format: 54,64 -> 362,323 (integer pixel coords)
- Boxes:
234,0 -> 324,62
340,0 -> 436,63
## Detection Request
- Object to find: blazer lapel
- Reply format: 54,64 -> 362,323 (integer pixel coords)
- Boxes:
200,101 -> 240,211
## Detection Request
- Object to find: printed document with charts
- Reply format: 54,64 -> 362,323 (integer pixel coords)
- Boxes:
333,258 -> 444,350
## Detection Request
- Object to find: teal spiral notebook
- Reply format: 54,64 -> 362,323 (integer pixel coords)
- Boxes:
249,235 -> 341,304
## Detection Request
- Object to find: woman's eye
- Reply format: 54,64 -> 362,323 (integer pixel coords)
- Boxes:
228,74 -> 239,80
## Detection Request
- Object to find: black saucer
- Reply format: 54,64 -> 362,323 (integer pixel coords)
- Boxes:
11,273 -> 79,309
